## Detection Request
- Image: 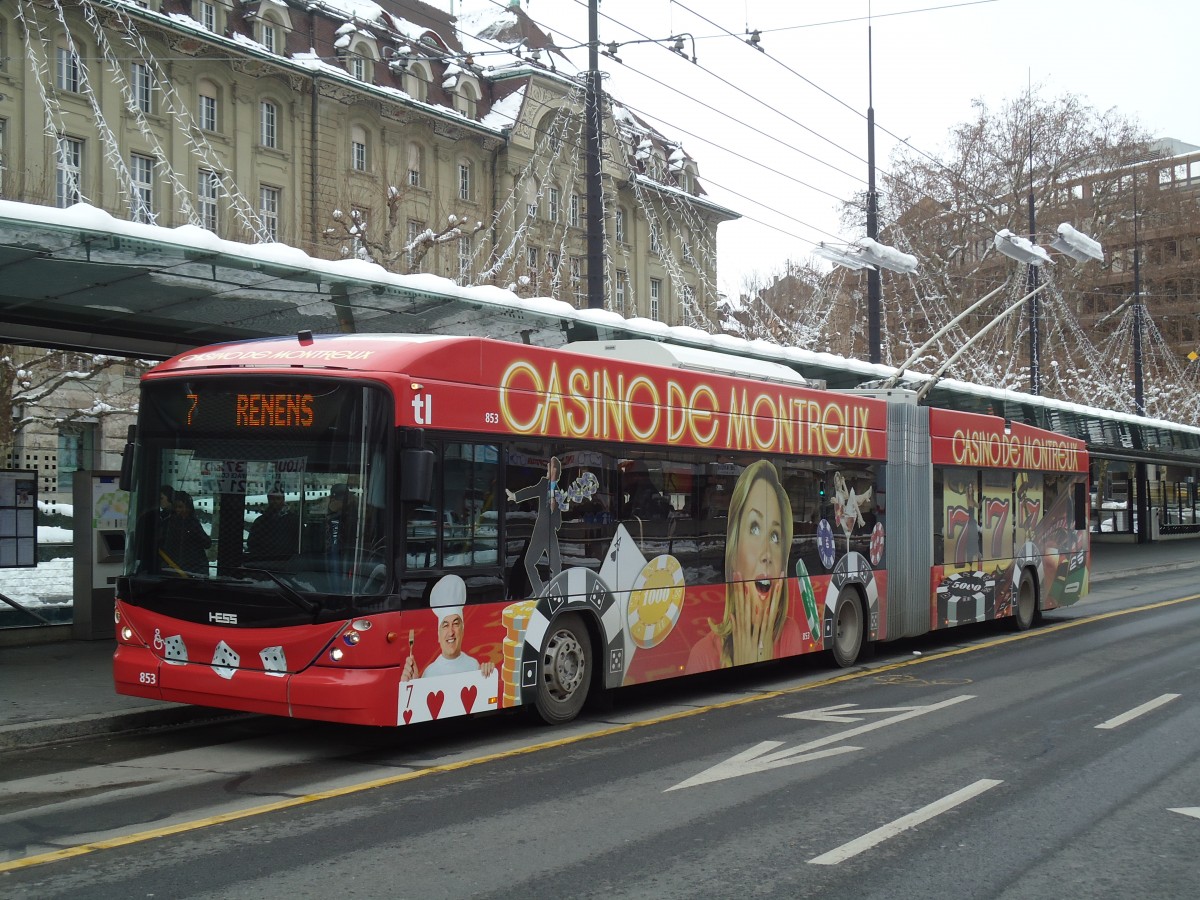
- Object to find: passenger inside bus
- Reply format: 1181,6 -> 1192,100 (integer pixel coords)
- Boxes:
245,489 -> 296,562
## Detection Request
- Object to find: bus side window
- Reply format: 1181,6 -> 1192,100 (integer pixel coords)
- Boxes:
1074,480 -> 1088,531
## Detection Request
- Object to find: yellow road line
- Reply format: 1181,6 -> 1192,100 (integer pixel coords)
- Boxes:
3,591 -> 1197,874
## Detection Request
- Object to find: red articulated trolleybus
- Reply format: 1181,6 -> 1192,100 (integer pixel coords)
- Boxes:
114,334 -> 1090,726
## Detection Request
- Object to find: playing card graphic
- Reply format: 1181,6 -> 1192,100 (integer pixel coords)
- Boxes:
398,668 -> 499,725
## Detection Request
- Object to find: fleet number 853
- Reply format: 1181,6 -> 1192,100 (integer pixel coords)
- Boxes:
139,672 -> 157,685
484,412 -> 500,424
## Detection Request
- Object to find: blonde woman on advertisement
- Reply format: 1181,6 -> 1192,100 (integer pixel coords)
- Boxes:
687,460 -> 804,671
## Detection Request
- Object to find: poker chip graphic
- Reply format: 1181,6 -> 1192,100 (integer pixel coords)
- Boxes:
627,554 -> 685,649
817,518 -> 836,569
936,570 -> 996,626
869,522 -> 885,566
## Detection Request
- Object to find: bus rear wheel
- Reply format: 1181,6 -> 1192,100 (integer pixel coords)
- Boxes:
831,590 -> 863,668
533,613 -> 591,724
1011,571 -> 1038,632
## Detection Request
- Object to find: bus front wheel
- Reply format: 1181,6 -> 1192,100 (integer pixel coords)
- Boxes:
831,590 -> 864,668
533,613 -> 591,724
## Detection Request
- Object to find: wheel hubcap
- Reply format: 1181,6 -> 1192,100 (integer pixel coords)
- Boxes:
543,629 -> 585,701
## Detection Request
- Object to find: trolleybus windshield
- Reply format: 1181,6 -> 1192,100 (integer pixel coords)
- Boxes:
124,377 -> 391,619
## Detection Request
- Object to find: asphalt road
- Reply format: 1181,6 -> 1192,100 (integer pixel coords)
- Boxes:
3,567 -> 1199,899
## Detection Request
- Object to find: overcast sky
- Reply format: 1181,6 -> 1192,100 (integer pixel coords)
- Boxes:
443,0 -> 1192,295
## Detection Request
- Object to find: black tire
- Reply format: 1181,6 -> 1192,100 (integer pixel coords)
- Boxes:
831,590 -> 864,668
533,613 -> 591,725
1011,570 -> 1037,632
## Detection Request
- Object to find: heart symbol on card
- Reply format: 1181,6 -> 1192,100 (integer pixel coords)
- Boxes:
460,685 -> 478,714
402,709 -> 413,725
426,690 -> 445,719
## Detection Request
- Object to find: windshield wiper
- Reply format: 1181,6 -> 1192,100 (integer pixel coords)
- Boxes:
230,566 -> 321,616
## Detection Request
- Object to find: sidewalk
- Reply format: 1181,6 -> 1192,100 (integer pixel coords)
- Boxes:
1,539 -> 1196,750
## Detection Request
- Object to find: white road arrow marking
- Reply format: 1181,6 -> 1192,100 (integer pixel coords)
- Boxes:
782,702 -> 942,724
1169,807 -> 1200,820
666,695 -> 974,791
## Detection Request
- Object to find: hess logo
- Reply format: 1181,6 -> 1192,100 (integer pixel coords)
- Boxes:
208,612 -> 238,625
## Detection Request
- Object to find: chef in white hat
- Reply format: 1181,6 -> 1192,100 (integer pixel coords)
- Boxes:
402,574 -> 496,680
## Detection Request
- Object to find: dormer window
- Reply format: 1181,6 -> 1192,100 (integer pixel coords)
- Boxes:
455,75 -> 480,119
246,1 -> 292,52
335,24 -> 378,83
196,1 -> 217,33
260,20 -> 278,53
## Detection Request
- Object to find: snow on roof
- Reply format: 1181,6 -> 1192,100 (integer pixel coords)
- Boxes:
456,4 -> 520,42
7,198 -> 1193,440
311,0 -> 388,26
480,86 -> 525,130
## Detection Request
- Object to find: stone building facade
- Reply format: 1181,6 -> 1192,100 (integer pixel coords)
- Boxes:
0,0 -> 736,501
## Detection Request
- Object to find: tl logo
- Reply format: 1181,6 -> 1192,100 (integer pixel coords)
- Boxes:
411,393 -> 433,425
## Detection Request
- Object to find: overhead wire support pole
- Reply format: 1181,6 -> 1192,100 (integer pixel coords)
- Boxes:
585,0 -> 605,310
866,21 -> 882,365
1132,176 -> 1145,416
1026,77 -> 1040,395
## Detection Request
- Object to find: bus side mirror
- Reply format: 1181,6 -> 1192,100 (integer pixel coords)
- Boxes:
400,448 -> 435,504
118,424 -> 135,493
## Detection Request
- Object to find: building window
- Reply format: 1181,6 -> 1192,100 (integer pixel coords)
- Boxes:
650,222 -> 662,254
198,168 -> 219,232
457,236 -> 471,285
351,126 -> 367,172
130,153 -> 155,224
407,143 -> 422,188
570,257 -> 584,307
615,208 -> 625,243
650,278 -> 661,321
260,100 -> 277,149
260,20 -> 278,54
458,162 -> 472,201
56,46 -> 81,93
56,137 -> 83,208
349,53 -> 367,82
348,205 -> 368,258
569,193 -> 580,229
547,250 -> 560,289
131,62 -> 153,114
615,270 -> 627,315
405,62 -> 430,103
197,1 -> 216,32
547,187 -> 559,223
406,219 -> 425,271
526,245 -> 539,275
457,81 -> 479,119
0,119 -> 6,195
680,284 -> 694,318
259,186 -> 280,241
199,90 -> 218,132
